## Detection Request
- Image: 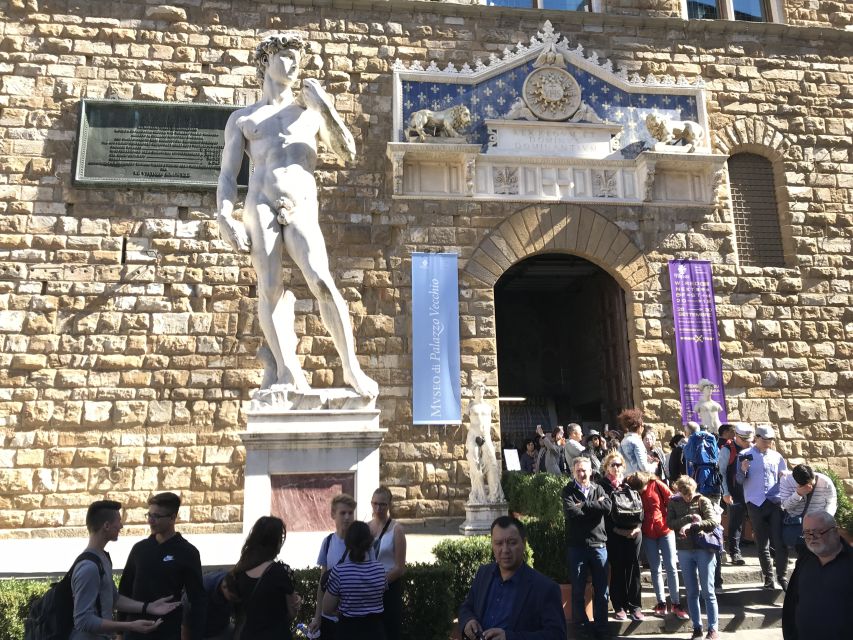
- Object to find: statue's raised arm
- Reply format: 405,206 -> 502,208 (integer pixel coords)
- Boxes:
301,78 -> 356,163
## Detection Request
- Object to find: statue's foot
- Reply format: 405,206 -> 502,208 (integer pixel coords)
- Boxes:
278,374 -> 311,394
345,368 -> 379,398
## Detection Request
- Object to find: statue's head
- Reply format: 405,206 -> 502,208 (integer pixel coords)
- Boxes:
254,32 -> 304,83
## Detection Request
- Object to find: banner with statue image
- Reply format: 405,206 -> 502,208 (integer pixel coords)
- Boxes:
668,260 -> 728,425
411,252 -> 462,424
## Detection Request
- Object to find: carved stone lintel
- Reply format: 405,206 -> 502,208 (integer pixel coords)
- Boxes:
494,167 -> 519,195
593,169 -> 619,198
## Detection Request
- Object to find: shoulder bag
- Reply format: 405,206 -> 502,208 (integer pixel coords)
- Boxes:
782,486 -> 815,548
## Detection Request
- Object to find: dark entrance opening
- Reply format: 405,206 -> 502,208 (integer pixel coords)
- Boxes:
495,253 -> 633,449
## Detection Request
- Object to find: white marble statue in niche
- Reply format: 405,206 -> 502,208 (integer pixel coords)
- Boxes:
216,32 -> 378,399
644,113 -> 706,153
405,104 -> 471,142
466,383 -> 506,504
693,378 -> 723,434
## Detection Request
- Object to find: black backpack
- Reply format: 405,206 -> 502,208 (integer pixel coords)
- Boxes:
25,552 -> 105,640
611,485 -> 644,528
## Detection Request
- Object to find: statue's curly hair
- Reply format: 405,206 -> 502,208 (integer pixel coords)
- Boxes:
253,32 -> 304,82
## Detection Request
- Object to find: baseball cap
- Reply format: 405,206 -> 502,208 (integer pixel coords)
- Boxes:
755,424 -> 775,440
734,423 -> 754,438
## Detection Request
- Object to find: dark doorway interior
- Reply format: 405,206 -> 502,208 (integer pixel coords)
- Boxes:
495,253 -> 632,449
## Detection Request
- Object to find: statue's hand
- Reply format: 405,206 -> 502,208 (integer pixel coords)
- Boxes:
218,215 -> 251,252
301,78 -> 331,113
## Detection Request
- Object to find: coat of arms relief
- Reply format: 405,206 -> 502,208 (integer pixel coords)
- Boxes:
388,21 -> 725,205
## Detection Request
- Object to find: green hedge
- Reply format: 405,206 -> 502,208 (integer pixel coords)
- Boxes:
822,468 -> 853,535
0,565 -> 453,640
502,470 -> 570,524
0,579 -> 49,640
501,470 -> 570,584
524,517 -> 569,584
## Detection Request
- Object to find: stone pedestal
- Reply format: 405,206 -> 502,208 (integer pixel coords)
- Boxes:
239,392 -> 385,535
459,501 -> 508,535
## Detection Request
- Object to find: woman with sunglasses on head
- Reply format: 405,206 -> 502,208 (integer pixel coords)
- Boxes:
225,516 -> 301,640
600,451 -> 645,622
368,486 -> 406,640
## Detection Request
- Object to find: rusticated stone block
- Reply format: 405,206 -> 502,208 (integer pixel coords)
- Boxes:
24,509 -> 65,527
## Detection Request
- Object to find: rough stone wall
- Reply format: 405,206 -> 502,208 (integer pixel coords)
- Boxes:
0,0 -> 851,534
784,1 -> 853,29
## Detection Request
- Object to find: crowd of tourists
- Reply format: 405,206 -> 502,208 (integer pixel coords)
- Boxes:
517,408 -> 845,640
45,412 -> 850,640
53,488 -> 405,640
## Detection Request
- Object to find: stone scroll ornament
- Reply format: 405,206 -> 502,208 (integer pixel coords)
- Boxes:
465,383 -> 506,504
216,32 -> 378,401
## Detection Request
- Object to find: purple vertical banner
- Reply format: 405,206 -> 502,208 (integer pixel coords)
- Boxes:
668,260 -> 728,424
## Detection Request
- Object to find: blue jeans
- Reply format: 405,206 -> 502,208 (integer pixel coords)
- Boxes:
643,532 -> 680,605
677,548 -> 718,631
567,545 -> 609,630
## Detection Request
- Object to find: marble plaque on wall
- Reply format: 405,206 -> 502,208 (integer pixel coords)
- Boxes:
271,473 -> 355,532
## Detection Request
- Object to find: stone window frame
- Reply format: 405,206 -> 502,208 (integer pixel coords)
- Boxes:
679,0 -> 785,23
727,152 -> 787,268
482,0 -> 600,12
713,117 -> 796,269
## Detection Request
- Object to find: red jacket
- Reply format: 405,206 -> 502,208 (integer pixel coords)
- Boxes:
640,478 -> 672,539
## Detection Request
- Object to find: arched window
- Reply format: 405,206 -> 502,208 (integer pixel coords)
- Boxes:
727,152 -> 785,267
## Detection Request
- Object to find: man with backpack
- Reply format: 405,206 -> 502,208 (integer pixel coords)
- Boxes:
26,500 -> 179,640
683,421 -> 724,591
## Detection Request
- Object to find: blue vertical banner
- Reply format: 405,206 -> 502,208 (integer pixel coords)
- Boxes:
411,252 -> 462,424
668,260 -> 728,424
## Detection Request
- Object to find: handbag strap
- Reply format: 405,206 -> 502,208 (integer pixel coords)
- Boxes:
372,518 -> 393,554
802,484 -> 815,517
244,561 -> 274,603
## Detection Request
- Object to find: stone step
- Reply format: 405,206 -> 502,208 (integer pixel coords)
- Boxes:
636,582 -> 785,608
567,603 -> 784,637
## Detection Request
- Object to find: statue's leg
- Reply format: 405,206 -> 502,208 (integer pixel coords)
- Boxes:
245,200 -> 309,391
283,216 -> 378,397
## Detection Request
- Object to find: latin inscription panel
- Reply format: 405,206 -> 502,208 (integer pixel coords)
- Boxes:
74,99 -> 250,188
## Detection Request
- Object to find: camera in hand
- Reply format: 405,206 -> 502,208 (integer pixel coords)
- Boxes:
473,631 -> 486,640
739,453 -> 753,461
475,436 -> 485,447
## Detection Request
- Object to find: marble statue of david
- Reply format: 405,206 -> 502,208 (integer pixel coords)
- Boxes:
217,32 -> 378,399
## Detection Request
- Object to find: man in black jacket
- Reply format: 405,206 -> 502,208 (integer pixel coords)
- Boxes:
562,456 -> 612,639
459,516 -> 565,640
782,511 -> 853,640
119,492 -> 206,640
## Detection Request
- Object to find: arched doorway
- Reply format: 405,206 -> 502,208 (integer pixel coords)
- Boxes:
495,253 -> 633,448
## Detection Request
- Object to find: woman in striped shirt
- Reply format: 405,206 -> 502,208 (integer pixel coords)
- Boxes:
322,521 -> 388,639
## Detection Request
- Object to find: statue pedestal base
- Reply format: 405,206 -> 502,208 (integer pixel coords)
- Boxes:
239,393 -> 385,535
459,501 -> 508,536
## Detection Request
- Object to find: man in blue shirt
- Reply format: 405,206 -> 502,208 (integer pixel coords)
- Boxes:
736,424 -> 789,590
459,516 -> 565,640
